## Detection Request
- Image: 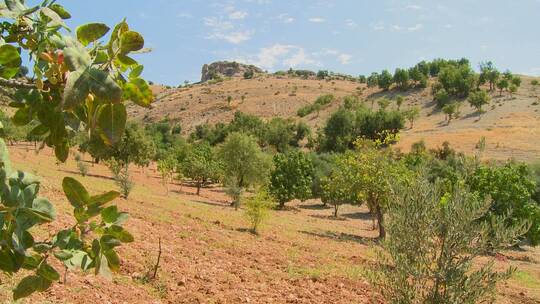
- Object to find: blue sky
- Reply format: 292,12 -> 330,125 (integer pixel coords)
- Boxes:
61,0 -> 540,85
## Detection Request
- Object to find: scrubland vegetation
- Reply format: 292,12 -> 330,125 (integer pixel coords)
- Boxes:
0,1 -> 539,303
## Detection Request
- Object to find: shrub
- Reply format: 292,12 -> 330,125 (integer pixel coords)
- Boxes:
393,68 -> 410,90
434,88 -> 451,108
77,159 -> 89,177
442,102 -> 460,124
243,70 -> 254,79
378,70 -> 393,90
219,132 -> 271,209
269,151 -> 314,208
244,189 -> 273,234
438,64 -> 476,97
468,89 -> 491,113
403,107 -> 420,128
369,178 -> 526,303
182,143 -> 222,195
115,166 -> 134,199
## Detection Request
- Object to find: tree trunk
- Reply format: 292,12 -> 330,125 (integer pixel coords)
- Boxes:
196,182 -> 201,196
376,206 -> 385,239
333,204 -> 339,217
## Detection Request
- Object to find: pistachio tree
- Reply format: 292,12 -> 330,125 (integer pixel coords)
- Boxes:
0,1 -> 152,299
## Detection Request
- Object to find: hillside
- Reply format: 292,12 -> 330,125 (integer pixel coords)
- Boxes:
132,73 -> 540,162
1,145 -> 539,304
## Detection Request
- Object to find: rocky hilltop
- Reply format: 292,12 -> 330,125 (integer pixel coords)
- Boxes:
201,61 -> 262,82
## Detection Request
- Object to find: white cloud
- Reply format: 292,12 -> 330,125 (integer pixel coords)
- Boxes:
234,44 -> 318,69
309,17 -> 326,23
277,13 -> 295,24
391,24 -> 403,31
407,23 -> 423,31
204,17 -> 233,30
345,19 -> 357,28
207,30 -> 253,44
370,22 -> 385,31
283,48 -> 315,67
406,4 -> 423,10
338,54 -> 352,65
229,11 -> 248,19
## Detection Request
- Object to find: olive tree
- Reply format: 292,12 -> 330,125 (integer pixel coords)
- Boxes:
219,132 -> 271,209
0,1 -> 151,299
369,178 -> 527,303
468,89 -> 491,113
269,150 -> 314,208
182,142 -> 222,196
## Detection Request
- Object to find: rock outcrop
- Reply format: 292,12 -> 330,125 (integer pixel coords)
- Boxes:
201,61 -> 263,82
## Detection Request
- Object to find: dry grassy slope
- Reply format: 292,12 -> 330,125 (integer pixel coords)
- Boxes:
135,74 -> 540,162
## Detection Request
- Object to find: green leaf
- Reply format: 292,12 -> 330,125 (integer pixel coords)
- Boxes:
106,225 -> 134,243
40,7 -> 65,27
120,31 -> 144,54
89,191 -> 120,207
129,65 -> 144,79
37,263 -> 60,281
54,250 -> 73,261
54,141 -> 69,163
5,0 -> 25,13
0,44 -> 21,79
101,205 -> 128,225
63,68 -> 122,109
0,249 -> 17,273
123,78 -> 153,107
62,177 -> 90,208
97,103 -> 126,145
32,198 -> 56,221
63,45 -> 91,72
117,54 -> 137,66
100,235 -> 121,250
50,4 -> 71,19
13,275 -> 39,300
103,249 -> 120,272
76,23 -> 110,46
12,107 -> 31,126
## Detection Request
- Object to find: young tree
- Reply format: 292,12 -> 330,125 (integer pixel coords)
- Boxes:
342,141 -> 409,238
497,78 -> 509,96
479,61 -> 500,91
219,132 -> 271,209
442,102 -> 460,124
377,98 -> 391,110
157,156 -> 177,195
0,2 -> 150,299
244,188 -> 274,234
269,151 -> 314,208
182,142 -> 222,196
469,162 -> 540,246
369,178 -> 527,303
395,95 -> 404,110
468,89 -> 491,113
509,84 -> 518,97
367,72 -> 379,88
378,70 -> 393,91
403,107 -> 420,128
393,68 -> 410,90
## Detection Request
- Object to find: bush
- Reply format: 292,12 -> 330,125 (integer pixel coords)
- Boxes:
378,70 -> 393,90
438,64 -> 476,97
244,189 -> 273,234
468,89 -> 491,113
434,88 -> 451,108
115,166 -> 134,199
393,68 -> 410,90
77,159 -> 89,177
369,178 -> 526,303
243,70 -> 254,79
269,151 -> 314,208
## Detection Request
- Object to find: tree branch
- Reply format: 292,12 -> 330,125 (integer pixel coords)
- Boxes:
0,78 -> 36,89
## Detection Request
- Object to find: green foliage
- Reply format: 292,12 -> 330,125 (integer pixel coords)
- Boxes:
320,105 -> 404,153
243,69 -> 254,79
367,72 -> 379,88
157,156 -> 177,194
317,70 -> 329,79
393,68 -> 410,90
468,89 -> 491,113
479,61 -> 500,91
182,142 -> 222,195
434,88 -> 451,108
269,151 -> 314,208
442,102 -> 460,124
378,70 -> 393,90
297,94 -> 334,117
244,188 -> 273,234
395,95 -> 404,110
438,63 -> 476,97
113,165 -> 133,199
469,162 -> 540,245
369,177 -> 526,304
219,132 -> 271,209
0,1 -> 148,298
76,158 -> 89,177
497,78 -> 509,95
402,106 -> 420,128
